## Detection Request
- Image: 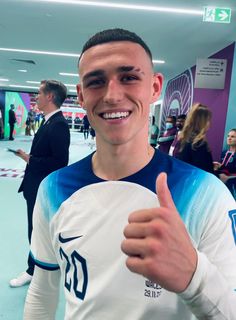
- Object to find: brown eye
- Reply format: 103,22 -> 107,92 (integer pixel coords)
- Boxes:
121,74 -> 139,82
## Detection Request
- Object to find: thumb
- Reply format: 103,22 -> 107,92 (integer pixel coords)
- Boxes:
156,172 -> 175,209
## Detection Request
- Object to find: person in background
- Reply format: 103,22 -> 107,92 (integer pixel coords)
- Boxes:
169,114 -> 186,156
90,126 -> 96,140
34,111 -> 41,129
8,104 -> 16,140
82,114 -> 90,140
0,108 -> 4,139
27,107 -> 36,135
175,103 -> 214,173
9,80 -> 70,288
149,115 -> 159,148
24,28 -> 236,320
25,116 -> 31,136
214,128 -> 236,199
157,115 -> 176,153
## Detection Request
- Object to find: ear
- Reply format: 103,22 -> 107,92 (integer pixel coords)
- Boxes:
76,84 -> 86,109
47,92 -> 54,103
151,73 -> 164,104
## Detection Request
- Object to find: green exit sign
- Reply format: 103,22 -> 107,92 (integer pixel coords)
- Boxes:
203,7 -> 231,23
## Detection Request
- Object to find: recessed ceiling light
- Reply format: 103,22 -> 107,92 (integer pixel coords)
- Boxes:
64,84 -> 76,87
18,69 -> 27,73
69,89 -> 77,93
9,84 -> 39,89
37,0 -> 203,15
59,72 -> 78,77
26,81 -> 41,84
153,60 -> 165,64
0,78 -> 9,81
0,47 -> 80,57
0,49 -> 164,65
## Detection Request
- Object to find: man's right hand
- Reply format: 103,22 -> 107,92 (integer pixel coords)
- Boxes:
121,172 -> 197,293
16,149 -> 30,163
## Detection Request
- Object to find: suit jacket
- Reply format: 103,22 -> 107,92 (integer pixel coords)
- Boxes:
8,109 -> 16,124
18,111 -> 70,201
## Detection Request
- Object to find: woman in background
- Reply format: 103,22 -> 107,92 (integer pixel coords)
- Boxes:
175,103 -> 214,173
149,116 -> 159,148
214,128 -> 236,198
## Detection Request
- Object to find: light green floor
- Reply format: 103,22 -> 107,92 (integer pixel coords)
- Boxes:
0,178 -> 29,319
0,132 -> 94,319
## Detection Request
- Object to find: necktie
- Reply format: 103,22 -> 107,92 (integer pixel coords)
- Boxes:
40,117 -> 45,127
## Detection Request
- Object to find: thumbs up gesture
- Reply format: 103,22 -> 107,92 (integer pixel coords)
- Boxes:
121,172 -> 197,293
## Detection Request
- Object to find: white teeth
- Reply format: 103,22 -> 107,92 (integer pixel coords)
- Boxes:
102,112 -> 129,119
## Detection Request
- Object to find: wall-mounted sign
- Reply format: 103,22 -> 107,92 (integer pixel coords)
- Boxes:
194,58 -> 227,89
203,7 -> 231,23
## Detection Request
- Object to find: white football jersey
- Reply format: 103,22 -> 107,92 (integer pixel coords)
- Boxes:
31,150 -> 236,319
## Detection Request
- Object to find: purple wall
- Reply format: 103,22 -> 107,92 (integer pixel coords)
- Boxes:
20,92 -> 31,111
192,43 -> 235,160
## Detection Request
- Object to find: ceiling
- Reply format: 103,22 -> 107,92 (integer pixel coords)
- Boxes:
0,0 -> 235,96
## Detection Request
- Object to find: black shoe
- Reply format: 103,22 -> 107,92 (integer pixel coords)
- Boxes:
9,137 -> 14,140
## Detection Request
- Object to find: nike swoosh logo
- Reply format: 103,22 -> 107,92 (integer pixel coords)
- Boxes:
59,233 -> 83,243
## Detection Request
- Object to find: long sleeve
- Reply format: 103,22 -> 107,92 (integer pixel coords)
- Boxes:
29,120 -> 70,175
24,267 -> 61,319
179,251 -> 236,319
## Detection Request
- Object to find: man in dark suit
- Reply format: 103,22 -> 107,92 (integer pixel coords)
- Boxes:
10,80 -> 70,287
8,104 -> 16,140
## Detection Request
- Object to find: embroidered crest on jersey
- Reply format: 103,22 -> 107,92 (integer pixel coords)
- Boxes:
229,209 -> 236,244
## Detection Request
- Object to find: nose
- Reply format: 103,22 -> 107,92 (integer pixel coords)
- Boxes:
103,79 -> 124,105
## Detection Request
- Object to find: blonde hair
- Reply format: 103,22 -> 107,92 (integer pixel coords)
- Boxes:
179,103 -> 212,151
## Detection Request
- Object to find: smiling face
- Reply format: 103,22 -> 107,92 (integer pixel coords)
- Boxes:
77,41 -> 163,148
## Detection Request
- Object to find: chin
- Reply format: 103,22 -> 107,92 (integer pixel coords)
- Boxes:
105,136 -> 129,146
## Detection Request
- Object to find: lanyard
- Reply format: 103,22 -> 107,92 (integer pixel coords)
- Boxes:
222,151 -> 235,167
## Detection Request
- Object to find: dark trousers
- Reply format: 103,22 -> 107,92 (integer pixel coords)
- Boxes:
83,127 -> 89,139
9,123 -> 14,139
25,195 -> 37,276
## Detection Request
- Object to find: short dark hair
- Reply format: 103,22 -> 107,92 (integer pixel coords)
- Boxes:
79,28 -> 153,65
177,114 -> 187,120
41,80 -> 67,108
167,115 -> 176,123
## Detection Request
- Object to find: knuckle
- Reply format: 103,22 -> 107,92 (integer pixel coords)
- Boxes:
146,238 -> 160,255
146,220 -> 166,237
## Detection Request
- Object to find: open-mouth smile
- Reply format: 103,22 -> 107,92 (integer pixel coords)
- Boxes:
100,111 -> 131,120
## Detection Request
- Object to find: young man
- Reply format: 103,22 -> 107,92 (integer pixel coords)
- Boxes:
24,29 -> 236,319
10,80 -> 70,288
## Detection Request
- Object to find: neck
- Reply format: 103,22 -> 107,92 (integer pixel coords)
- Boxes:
229,146 -> 236,152
42,104 -> 58,115
92,142 -> 154,180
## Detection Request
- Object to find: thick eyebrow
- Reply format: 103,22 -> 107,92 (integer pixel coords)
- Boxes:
82,70 -> 105,83
117,66 -> 145,75
82,65 -> 145,82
